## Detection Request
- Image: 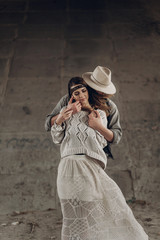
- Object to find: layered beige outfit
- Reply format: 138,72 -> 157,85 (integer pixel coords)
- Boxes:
51,110 -> 148,240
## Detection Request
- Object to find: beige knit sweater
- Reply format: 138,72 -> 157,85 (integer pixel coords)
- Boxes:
51,109 -> 108,169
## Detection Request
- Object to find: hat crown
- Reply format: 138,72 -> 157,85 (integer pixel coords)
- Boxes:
82,65 -> 116,94
92,66 -> 111,86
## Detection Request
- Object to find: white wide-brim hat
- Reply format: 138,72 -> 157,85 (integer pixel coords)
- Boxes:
82,66 -> 116,94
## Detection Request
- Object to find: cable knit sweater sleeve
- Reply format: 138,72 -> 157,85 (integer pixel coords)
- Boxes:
51,121 -> 66,144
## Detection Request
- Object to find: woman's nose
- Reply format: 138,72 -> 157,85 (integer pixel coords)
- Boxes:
79,92 -> 84,98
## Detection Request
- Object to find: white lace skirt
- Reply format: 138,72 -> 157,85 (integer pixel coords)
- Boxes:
57,155 -> 149,240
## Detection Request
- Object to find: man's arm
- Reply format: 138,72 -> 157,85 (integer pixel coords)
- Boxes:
45,95 -> 69,132
95,125 -> 114,142
88,110 -> 114,142
50,114 -> 59,127
88,100 -> 122,144
107,99 -> 122,144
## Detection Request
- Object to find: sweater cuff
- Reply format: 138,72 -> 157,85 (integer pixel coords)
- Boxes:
52,121 -> 65,131
110,130 -> 121,144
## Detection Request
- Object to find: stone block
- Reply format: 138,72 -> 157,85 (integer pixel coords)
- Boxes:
5,77 -> 61,105
134,167 -> 160,203
29,0 -> 67,11
69,10 -> 109,24
0,59 -> 9,78
18,24 -> 63,39
0,102 -> 59,132
0,132 -> 60,175
0,13 -> 24,24
0,77 -> 2,91
92,11 -> 109,24
119,79 -> 160,101
110,21 -> 160,39
106,168 -> 134,199
113,55 -> 160,82
65,39 -> 113,57
128,125 -> 158,150
62,56 -> 113,79
108,23 -> 150,39
0,1 -> 26,11
114,38 -> 160,56
0,132 -> 55,149
107,131 -> 133,170
68,11 -> 94,24
9,57 -> 60,78
108,9 -> 146,24
0,26 -> 16,40
138,146 -> 160,168
60,76 -> 71,96
108,0 -> 143,9
0,40 -> 14,57
64,24 -> 107,39
0,170 -> 57,214
69,0 -> 107,10
26,12 -> 67,24
112,54 -> 160,80
124,127 -> 160,168
14,40 -> 63,58
124,101 -> 160,123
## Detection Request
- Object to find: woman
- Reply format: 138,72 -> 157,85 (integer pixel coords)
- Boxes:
51,67 -> 148,240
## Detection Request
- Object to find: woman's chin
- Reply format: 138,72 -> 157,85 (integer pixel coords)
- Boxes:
81,102 -> 88,108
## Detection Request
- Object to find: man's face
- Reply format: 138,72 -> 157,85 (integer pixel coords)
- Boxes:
96,90 -> 106,96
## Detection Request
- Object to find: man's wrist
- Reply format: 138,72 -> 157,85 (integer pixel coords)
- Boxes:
55,119 -> 63,126
95,124 -> 105,132
51,114 -> 59,127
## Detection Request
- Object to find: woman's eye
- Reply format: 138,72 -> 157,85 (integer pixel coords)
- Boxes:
82,89 -> 87,92
74,92 -> 79,96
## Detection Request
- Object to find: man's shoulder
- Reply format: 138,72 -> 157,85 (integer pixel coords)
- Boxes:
107,99 -> 117,109
60,94 -> 70,105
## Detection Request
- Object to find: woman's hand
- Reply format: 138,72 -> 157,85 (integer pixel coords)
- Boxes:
67,96 -> 82,114
88,110 -> 102,130
56,107 -> 73,126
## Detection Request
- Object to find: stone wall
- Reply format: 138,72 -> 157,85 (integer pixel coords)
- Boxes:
0,0 -> 160,214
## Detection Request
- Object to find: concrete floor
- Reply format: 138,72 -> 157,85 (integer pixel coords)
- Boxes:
0,203 -> 160,239
0,0 -> 160,239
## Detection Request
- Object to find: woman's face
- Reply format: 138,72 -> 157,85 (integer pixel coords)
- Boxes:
71,85 -> 89,106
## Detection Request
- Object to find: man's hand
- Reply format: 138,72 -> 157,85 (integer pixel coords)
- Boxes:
88,110 -> 102,130
67,96 -> 82,114
88,110 -> 114,142
56,107 -> 73,126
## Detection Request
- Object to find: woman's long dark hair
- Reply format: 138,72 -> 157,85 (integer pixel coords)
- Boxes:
68,77 -> 112,116
87,86 -> 112,116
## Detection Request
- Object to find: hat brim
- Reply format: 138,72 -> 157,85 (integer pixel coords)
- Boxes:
82,72 -> 116,94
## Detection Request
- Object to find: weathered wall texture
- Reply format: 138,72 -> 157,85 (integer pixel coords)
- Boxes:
0,0 -> 160,214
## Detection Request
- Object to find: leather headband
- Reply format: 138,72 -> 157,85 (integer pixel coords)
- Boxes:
70,84 -> 86,95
